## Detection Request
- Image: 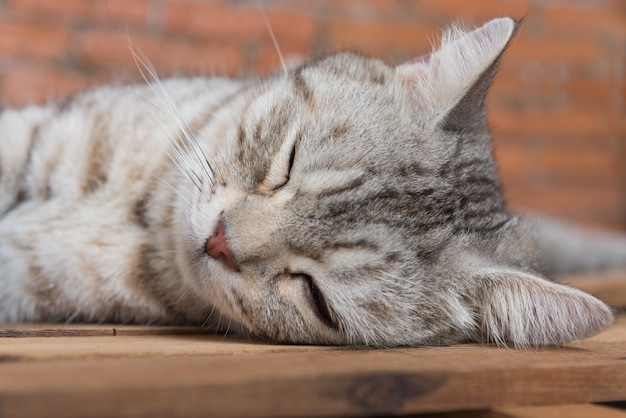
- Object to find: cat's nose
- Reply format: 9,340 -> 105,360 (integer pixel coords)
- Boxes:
205,220 -> 236,271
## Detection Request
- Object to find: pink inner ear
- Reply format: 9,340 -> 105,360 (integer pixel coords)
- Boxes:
397,54 -> 433,86
409,54 -> 431,65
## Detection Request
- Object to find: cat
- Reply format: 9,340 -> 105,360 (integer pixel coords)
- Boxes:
0,17 -> 619,347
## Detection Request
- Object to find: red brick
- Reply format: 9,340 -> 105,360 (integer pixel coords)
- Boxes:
0,19 -> 70,60
0,66 -> 106,107
326,19 -> 433,63
166,2 -> 256,37
93,0 -> 152,26
254,43 -> 312,76
505,188 -> 625,230
3,0 -> 150,25
537,150 -> 617,184
409,0 -> 531,22
509,38 -> 601,62
544,6 -> 626,38
492,141 -> 533,181
494,131 -> 617,151
496,57 -> 599,84
489,109 -> 612,137
495,140 -> 618,184
4,0 -> 91,20
503,183 -> 620,216
490,78 -> 616,111
73,29 -> 136,70
269,0 -> 405,21
165,2 -> 316,49
75,29 -> 244,76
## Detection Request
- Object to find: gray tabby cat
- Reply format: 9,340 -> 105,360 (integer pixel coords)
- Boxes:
0,17 -> 618,347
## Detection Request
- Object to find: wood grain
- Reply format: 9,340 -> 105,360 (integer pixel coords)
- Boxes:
1,272 -> 625,418
492,404 -> 626,418
414,404 -> 626,418
0,323 -> 202,338
0,316 -> 624,417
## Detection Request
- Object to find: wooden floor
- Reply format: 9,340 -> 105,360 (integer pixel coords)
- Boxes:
1,273 -> 625,418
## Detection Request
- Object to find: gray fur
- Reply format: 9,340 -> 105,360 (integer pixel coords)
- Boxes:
0,18 -> 616,347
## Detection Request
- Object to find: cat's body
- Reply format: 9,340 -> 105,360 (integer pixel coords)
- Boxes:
0,18 -> 618,347
0,78 -> 245,326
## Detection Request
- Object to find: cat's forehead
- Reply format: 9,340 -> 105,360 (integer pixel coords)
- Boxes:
256,53 -> 403,118
298,52 -> 393,85
256,55 -> 424,157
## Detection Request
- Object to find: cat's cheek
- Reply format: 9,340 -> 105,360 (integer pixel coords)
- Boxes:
273,278 -> 341,343
276,276 -> 317,319
179,255 -> 252,330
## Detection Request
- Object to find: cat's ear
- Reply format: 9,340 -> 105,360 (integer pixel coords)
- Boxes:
396,17 -> 518,128
470,270 -> 614,347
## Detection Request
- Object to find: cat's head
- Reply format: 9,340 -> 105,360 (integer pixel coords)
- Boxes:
175,17 -> 613,347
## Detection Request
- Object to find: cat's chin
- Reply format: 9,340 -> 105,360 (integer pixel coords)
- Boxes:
178,248 -> 257,330
200,307 -> 251,338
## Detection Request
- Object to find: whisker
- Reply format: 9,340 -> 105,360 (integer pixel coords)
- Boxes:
187,169 -> 203,192
256,0 -> 287,77
222,316 -> 233,340
120,61 -> 214,196
201,303 -> 218,328
126,40 -> 216,189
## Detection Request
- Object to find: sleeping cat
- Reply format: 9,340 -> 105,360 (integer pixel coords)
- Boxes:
0,17 -> 618,347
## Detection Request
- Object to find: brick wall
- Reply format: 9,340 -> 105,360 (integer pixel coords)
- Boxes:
0,0 -> 624,229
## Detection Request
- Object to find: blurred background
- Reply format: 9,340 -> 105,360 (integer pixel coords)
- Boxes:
0,0 -> 624,229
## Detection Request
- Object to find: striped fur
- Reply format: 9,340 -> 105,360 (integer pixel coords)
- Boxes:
0,18 -> 615,347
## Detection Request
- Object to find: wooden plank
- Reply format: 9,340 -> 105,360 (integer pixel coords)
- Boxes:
0,332 -> 343,362
492,404 -> 626,418
0,323 -> 203,338
557,270 -> 626,309
0,316 -> 624,418
413,404 -> 626,418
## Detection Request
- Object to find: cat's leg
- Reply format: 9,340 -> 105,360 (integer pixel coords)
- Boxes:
0,200 -> 172,323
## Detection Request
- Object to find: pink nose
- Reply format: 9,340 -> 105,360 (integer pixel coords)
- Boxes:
205,220 -> 236,270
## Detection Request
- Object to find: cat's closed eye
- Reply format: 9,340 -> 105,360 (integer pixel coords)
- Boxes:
296,273 -> 338,330
261,138 -> 297,191
277,143 -> 296,189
